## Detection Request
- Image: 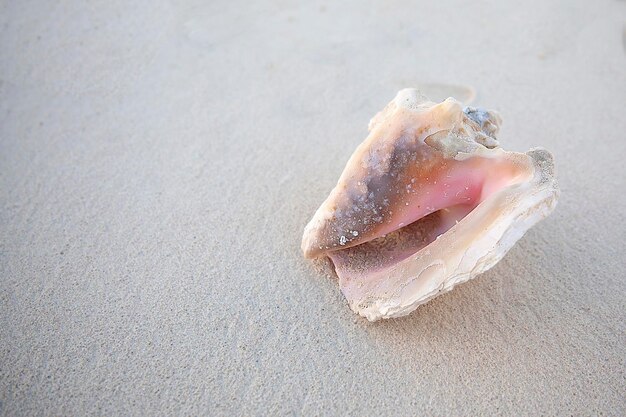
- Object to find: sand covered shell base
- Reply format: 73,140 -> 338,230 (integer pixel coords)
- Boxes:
302,89 -> 559,321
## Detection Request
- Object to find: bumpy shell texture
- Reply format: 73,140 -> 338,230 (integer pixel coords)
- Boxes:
302,89 -> 559,321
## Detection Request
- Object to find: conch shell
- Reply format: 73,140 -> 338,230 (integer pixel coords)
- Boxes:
302,89 -> 559,321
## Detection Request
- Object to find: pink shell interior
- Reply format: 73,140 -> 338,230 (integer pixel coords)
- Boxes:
326,155 -> 531,281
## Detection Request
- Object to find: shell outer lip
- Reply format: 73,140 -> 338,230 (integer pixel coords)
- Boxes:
346,148 -> 558,321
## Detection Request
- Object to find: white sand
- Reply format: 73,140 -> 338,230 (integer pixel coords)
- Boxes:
1,0 -> 625,415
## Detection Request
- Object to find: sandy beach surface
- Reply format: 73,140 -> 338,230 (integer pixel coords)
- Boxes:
1,0 -> 625,415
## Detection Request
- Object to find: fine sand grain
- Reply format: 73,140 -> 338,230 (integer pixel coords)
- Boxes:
1,0 -> 625,415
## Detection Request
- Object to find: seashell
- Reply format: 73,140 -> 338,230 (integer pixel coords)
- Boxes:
302,88 -> 559,321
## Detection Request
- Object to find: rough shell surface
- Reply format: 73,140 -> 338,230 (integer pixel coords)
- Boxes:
302,89 -> 559,321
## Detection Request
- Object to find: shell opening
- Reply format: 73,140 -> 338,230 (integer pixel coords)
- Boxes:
324,155 -> 533,280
